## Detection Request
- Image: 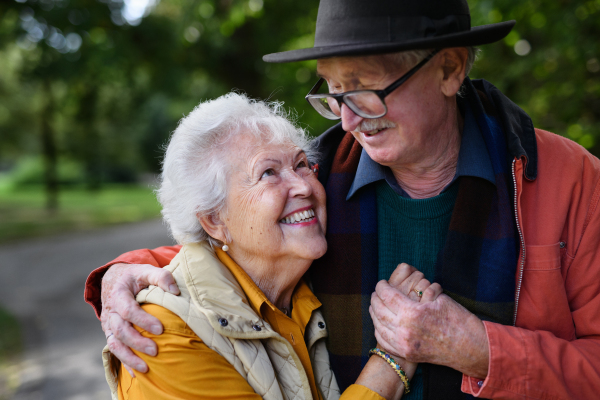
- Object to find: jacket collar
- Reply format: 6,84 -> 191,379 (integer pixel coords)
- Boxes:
465,78 -> 538,180
174,243 -> 328,346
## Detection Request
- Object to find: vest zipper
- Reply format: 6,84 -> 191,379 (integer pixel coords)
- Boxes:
512,159 -> 526,326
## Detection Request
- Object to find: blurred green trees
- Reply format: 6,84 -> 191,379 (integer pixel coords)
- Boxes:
0,0 -> 598,210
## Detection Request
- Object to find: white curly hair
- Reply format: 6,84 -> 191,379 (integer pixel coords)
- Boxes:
158,92 -> 317,246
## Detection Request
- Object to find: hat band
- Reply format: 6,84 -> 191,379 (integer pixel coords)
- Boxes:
314,15 -> 471,47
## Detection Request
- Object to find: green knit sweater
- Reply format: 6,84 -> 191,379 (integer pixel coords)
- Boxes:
376,180 -> 459,400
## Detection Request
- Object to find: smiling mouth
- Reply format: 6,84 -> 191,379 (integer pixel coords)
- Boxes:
280,208 -> 315,224
361,128 -> 387,137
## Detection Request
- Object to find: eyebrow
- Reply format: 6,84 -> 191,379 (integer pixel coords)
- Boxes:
262,158 -> 282,164
255,150 -> 305,169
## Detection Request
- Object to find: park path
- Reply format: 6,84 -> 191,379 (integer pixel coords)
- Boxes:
0,219 -> 174,400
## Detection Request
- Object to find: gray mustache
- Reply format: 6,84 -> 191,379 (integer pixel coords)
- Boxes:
356,119 -> 397,132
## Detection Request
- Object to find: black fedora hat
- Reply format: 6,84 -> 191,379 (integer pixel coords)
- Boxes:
263,0 -> 515,63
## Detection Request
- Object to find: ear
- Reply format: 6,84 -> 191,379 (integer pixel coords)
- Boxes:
439,47 -> 468,97
198,212 -> 230,244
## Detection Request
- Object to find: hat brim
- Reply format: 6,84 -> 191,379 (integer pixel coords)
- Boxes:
263,20 -> 515,63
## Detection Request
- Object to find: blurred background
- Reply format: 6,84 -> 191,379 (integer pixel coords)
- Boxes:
0,0 -> 598,398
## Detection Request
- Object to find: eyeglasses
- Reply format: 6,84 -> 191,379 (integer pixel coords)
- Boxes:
305,49 -> 440,120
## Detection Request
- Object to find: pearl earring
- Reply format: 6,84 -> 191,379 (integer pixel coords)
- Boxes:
222,244 -> 229,252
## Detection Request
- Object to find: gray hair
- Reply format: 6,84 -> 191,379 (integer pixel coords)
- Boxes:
384,46 -> 479,78
158,92 -> 316,246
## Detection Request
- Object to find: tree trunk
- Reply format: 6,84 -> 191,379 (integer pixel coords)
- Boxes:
41,79 -> 58,212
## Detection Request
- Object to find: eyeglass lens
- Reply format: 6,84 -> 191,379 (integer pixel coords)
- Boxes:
344,92 -> 387,118
308,92 -> 387,120
307,97 -> 340,119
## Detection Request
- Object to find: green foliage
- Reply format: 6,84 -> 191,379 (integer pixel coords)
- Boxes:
468,0 -> 600,151
0,0 -> 598,212
0,156 -> 85,187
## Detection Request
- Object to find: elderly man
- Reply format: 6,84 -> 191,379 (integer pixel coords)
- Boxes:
86,0 -> 600,398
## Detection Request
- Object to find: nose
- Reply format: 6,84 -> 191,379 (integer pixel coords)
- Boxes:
340,103 -> 364,132
286,170 -> 313,198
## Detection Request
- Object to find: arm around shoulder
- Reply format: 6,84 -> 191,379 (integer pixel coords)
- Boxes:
85,245 -> 182,318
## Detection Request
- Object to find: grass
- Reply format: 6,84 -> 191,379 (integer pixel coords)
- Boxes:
0,306 -> 21,399
0,185 -> 162,244
0,308 -> 20,363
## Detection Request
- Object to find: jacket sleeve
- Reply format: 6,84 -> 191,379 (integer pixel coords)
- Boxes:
84,245 -> 182,319
462,181 -> 600,399
340,384 -> 386,400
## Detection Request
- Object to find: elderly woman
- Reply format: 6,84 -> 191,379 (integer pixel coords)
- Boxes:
102,93 -> 435,400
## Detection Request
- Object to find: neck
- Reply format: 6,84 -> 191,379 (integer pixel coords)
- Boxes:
390,101 -> 463,199
227,249 -> 309,312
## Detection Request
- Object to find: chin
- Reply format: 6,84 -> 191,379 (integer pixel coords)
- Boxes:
308,239 -> 328,261
294,238 -> 327,262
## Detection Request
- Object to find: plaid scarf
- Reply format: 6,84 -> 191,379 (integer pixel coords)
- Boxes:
310,78 -> 520,399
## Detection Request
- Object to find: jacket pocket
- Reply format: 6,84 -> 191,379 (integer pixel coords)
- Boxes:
517,243 -> 575,339
524,243 -> 561,270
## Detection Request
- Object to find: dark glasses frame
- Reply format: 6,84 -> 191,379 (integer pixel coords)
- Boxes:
305,49 -> 440,120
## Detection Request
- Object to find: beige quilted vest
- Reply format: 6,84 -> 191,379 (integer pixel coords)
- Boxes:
103,242 -> 340,400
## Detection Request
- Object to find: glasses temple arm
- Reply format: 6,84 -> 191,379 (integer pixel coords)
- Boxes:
381,49 -> 441,96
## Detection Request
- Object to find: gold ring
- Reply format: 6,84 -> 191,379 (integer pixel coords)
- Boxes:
413,288 -> 423,298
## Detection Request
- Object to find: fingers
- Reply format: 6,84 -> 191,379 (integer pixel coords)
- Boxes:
109,312 -> 158,357
370,306 -> 401,357
397,270 -> 426,298
141,267 -> 179,296
421,282 -> 443,303
408,278 -> 432,302
107,331 -> 149,373
112,284 -> 163,335
388,263 -> 417,288
370,289 -> 406,327
124,364 -> 136,378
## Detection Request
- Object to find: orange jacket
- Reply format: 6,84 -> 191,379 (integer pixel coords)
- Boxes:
85,128 -> 600,400
461,128 -> 600,399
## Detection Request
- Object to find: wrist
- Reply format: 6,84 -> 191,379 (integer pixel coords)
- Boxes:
369,348 -> 412,395
376,343 -> 417,379
451,314 -> 489,378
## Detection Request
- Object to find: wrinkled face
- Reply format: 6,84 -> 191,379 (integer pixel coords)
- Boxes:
317,54 -> 448,169
220,133 -> 327,265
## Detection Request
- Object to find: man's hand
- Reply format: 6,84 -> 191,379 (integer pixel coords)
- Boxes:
101,263 -> 180,376
370,264 -> 489,379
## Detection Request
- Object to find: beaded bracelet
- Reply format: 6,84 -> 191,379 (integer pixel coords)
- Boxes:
369,348 -> 410,394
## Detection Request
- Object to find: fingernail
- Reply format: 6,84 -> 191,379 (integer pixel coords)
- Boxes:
145,346 -> 157,356
136,363 -> 146,371
150,325 -> 162,335
169,284 -> 179,294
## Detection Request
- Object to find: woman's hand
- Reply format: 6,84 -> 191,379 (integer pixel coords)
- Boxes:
387,263 -> 443,303
370,263 -> 489,379
101,263 -> 179,375
356,264 -> 442,399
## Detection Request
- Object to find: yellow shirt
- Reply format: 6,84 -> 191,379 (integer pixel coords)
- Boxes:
118,249 -> 383,400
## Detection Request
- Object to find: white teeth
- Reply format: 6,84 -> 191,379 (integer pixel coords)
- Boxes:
280,208 -> 316,224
